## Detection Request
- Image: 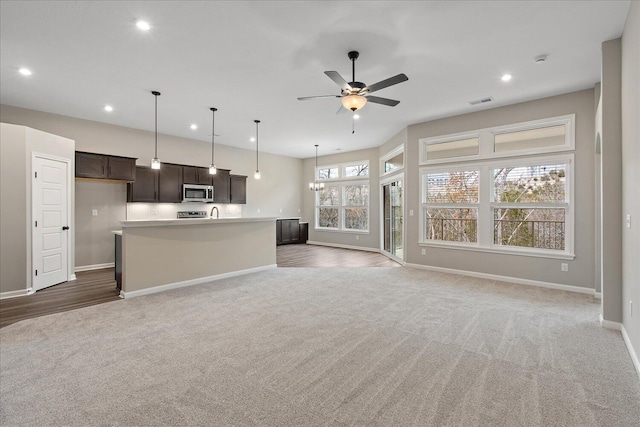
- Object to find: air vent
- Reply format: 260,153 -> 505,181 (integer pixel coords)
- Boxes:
469,97 -> 493,106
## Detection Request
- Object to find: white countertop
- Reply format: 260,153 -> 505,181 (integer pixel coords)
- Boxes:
120,216 -> 278,228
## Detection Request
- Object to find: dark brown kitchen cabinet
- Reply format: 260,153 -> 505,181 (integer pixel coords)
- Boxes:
75,151 -> 136,181
127,167 -> 157,202
230,174 -> 247,204
127,164 -> 182,203
212,169 -> 231,203
158,163 -> 183,203
183,166 -> 212,185
277,219 -> 300,245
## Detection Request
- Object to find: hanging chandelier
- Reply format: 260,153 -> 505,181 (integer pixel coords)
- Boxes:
309,144 -> 324,191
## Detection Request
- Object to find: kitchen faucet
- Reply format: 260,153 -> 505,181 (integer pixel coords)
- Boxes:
210,206 -> 219,219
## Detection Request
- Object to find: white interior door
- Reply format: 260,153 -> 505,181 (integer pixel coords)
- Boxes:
33,156 -> 69,291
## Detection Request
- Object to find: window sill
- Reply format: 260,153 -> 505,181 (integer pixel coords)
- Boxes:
418,241 -> 575,260
315,228 -> 370,235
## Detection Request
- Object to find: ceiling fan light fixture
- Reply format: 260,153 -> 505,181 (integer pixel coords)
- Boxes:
341,94 -> 367,112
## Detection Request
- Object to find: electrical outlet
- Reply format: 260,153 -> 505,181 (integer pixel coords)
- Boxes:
626,214 -> 631,228
279,209 -> 283,213
421,248 -> 426,255
92,209 -> 98,216
561,263 -> 568,272
152,208 -> 158,215
409,209 -> 414,216
257,208 -> 260,214
356,235 -> 359,240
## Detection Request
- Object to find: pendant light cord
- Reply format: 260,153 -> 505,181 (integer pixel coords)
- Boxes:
154,94 -> 158,157
255,120 -> 260,171
211,108 -> 217,165
151,91 -> 161,158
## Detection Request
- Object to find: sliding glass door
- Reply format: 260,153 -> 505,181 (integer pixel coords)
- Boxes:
382,178 -> 403,261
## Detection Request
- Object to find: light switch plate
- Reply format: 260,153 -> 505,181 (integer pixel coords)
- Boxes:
92,209 -> 98,216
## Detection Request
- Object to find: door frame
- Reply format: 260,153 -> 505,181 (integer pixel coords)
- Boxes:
30,152 -> 74,293
379,171 -> 405,264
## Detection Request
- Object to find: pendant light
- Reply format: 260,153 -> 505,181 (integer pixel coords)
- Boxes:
254,119 -> 261,179
150,91 -> 161,169
309,145 -> 324,191
209,107 -> 217,175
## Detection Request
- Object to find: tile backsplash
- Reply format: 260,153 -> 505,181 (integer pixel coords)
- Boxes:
126,203 -> 242,220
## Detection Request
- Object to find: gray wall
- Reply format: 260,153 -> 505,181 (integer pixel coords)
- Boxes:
621,1 -> 640,368
600,39 -> 623,322
75,181 -> 126,267
404,89 -> 596,289
0,123 -> 75,294
1,105 -> 303,270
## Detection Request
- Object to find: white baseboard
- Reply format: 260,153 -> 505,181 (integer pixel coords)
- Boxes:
599,313 -> 622,330
306,241 -> 381,253
405,263 -> 595,295
75,262 -> 115,272
621,324 -> 640,379
0,288 -> 33,300
120,264 -> 277,299
599,314 -> 640,379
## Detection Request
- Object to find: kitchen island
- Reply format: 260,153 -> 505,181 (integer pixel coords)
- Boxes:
118,217 -> 277,298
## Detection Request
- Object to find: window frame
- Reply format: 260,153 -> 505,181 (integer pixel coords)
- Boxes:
315,160 -> 370,233
419,114 -> 575,166
421,166 -> 480,246
380,145 -> 405,177
419,115 -> 576,260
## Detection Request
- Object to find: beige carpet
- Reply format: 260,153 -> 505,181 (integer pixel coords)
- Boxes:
1,267 -> 639,426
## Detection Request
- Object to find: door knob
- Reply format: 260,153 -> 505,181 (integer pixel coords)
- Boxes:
62,226 -> 70,230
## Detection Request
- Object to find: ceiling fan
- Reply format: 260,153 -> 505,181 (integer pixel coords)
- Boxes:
297,51 -> 408,113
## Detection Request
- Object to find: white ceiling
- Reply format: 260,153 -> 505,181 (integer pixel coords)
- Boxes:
0,1 -> 630,159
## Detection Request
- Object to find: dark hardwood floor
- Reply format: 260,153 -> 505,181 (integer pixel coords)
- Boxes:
0,244 -> 400,328
277,244 -> 401,267
0,268 -> 120,328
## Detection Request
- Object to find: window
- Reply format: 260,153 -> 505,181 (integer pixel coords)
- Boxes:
316,160 -> 370,232
420,114 -> 574,164
424,170 -> 479,243
492,162 -> 568,250
344,163 -> 369,177
426,137 -> 479,160
318,167 -> 338,180
419,115 -> 575,259
494,125 -> 566,153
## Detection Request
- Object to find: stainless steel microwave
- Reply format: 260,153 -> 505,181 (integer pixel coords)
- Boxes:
182,184 -> 214,203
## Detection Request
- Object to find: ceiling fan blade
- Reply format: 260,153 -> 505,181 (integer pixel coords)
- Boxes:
365,95 -> 400,107
297,95 -> 341,101
336,105 -> 349,114
325,71 -> 352,91
365,73 -> 408,94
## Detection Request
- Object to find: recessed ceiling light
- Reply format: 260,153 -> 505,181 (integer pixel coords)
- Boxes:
250,137 -> 256,142
19,68 -> 32,76
136,20 -> 151,31
501,74 -> 512,82
190,124 -> 197,130
104,105 -> 113,112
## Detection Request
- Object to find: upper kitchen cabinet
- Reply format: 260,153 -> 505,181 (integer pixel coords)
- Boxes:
75,151 -> 136,181
230,174 -> 247,204
127,166 -> 157,202
127,164 -> 182,203
158,163 -> 183,203
212,168 -> 231,203
183,166 -> 212,186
